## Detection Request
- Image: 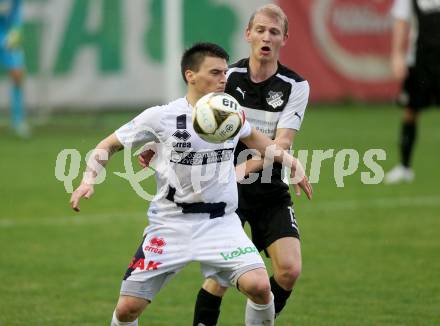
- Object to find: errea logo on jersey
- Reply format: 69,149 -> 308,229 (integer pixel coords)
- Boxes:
173,130 -> 191,141
266,91 -> 284,108
145,237 -> 166,254
172,130 -> 191,148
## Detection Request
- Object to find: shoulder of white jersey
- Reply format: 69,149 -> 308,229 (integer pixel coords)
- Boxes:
226,58 -> 248,79
166,97 -> 188,109
136,97 -> 187,119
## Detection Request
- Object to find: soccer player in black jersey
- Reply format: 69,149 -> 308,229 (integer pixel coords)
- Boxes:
192,4 -> 310,324
385,0 -> 440,184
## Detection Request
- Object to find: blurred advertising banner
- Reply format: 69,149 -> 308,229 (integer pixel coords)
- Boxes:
0,0 -> 266,110
279,0 -> 399,102
0,0 -> 399,110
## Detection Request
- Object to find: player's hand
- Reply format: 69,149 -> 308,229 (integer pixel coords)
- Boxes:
5,28 -> 22,49
70,183 -> 94,212
290,159 -> 312,200
138,149 -> 156,169
391,52 -> 407,81
293,175 -> 313,200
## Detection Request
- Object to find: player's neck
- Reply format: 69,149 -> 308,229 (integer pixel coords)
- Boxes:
185,91 -> 199,108
248,57 -> 278,83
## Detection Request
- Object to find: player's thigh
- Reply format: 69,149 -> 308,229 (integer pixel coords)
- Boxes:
432,64 -> 440,106
266,237 -> 302,275
202,277 -> 228,297
121,224 -> 191,301
197,216 -> 265,287
248,202 -> 300,253
401,66 -> 432,110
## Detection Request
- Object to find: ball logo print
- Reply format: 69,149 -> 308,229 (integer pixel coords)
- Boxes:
192,92 -> 244,143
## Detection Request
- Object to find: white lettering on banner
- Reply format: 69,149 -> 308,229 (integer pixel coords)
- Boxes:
0,0 -> 268,109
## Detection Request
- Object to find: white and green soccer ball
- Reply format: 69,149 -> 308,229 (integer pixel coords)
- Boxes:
192,92 -> 244,144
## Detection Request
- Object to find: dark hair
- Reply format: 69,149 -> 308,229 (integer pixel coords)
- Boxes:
180,42 -> 229,84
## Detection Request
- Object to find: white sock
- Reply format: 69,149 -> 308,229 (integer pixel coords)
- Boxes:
245,293 -> 275,326
111,310 -> 138,326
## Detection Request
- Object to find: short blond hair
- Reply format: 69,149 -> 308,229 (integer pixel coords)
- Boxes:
248,4 -> 288,36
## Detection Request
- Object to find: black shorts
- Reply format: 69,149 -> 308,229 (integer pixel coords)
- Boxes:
237,199 -> 300,255
398,64 -> 440,111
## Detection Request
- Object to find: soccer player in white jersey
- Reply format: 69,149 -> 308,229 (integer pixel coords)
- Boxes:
191,5 -> 310,324
70,42 -> 312,326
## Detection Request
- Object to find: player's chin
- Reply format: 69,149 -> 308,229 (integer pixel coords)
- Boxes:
258,53 -> 273,62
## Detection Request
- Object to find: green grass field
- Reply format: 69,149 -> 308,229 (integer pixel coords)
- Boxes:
1,104 -> 439,325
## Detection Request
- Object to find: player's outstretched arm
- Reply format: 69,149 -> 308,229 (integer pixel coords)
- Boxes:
240,127 -> 312,199
70,133 -> 123,212
236,128 -> 296,179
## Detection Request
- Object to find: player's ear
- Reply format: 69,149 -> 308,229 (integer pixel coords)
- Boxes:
185,70 -> 195,84
245,28 -> 251,43
282,32 -> 289,46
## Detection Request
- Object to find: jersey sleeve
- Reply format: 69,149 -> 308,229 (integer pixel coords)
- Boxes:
277,80 -> 310,131
238,120 -> 252,139
391,0 -> 412,21
115,106 -> 163,148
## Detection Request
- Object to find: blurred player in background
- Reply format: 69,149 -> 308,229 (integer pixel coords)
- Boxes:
0,0 -> 27,137
192,4 -> 310,324
385,0 -> 440,184
70,42 -> 312,326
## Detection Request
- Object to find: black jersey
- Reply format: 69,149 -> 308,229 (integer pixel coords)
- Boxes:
413,0 -> 440,52
225,58 -> 310,209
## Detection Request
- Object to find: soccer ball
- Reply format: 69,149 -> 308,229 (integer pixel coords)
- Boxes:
192,92 -> 244,143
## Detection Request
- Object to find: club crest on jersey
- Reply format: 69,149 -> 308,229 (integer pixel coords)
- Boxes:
266,91 -> 284,108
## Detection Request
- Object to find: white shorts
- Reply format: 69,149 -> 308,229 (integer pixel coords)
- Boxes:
120,214 -> 265,301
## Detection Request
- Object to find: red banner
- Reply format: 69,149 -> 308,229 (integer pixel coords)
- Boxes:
278,0 -> 399,102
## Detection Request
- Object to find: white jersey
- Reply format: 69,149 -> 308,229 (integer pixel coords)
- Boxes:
115,97 -> 252,223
